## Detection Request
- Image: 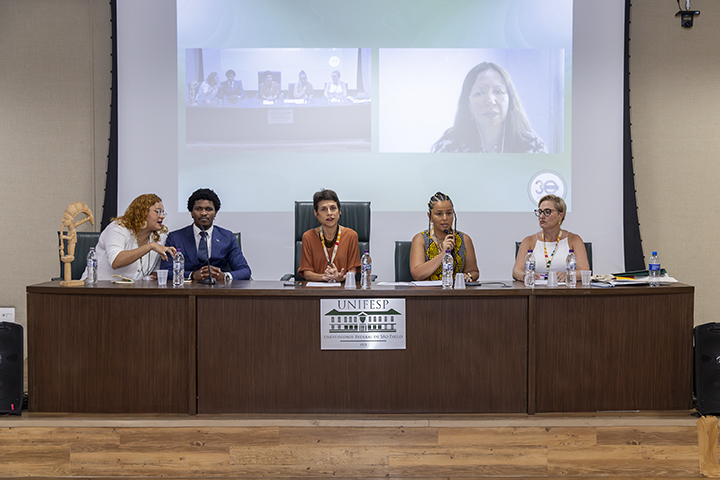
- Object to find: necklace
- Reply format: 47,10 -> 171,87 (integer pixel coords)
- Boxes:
136,237 -> 154,277
430,227 -> 458,275
430,226 -> 455,254
431,229 -> 442,252
542,230 -> 562,270
322,226 -> 338,247
475,121 -> 506,153
319,225 -> 343,267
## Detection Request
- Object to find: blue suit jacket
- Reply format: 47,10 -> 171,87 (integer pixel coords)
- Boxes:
220,80 -> 246,99
161,225 -> 251,280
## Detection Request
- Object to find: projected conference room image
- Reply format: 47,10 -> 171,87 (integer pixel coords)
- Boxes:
184,48 -> 371,153
379,48 -> 564,154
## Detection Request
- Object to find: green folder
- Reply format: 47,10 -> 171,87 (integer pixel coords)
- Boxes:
611,268 -> 668,278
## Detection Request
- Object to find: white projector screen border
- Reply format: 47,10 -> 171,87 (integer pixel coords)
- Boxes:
117,0 -> 625,281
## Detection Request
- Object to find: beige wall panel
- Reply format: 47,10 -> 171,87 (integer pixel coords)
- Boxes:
0,0 -> 110,341
630,0 -> 720,325
92,0 -> 111,217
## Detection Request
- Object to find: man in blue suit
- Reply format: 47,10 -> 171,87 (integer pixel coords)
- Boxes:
162,188 -> 251,282
219,69 -> 245,105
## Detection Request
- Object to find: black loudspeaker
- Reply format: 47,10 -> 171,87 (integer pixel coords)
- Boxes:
0,322 -> 23,415
694,323 -> 720,415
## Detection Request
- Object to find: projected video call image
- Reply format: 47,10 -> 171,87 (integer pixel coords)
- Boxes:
379,49 -> 565,154
173,0 -> 575,213
184,47 -> 371,153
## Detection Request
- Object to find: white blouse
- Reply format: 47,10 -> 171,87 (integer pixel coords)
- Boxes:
533,237 -> 571,274
85,222 -> 167,281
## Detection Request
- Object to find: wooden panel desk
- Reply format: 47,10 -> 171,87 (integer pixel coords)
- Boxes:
196,289 -> 527,414
532,288 -> 693,413
26,281 -> 693,414
27,288 -> 195,413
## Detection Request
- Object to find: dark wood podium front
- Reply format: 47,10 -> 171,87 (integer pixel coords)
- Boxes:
196,293 -> 527,414
26,281 -> 693,415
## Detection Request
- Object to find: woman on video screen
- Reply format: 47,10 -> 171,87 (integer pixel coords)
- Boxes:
431,62 -> 546,154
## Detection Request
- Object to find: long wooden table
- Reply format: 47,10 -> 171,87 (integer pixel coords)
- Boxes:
26,281 -> 694,415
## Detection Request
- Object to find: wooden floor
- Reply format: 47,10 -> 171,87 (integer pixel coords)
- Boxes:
4,362 -> 712,478
0,410 -> 710,479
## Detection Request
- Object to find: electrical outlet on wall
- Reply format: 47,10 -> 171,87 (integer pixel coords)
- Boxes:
0,308 -> 15,323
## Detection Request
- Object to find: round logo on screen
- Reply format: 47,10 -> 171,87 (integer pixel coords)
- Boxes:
528,171 -> 566,205
328,56 -> 340,67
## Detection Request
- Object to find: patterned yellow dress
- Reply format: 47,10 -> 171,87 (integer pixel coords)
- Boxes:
420,230 -> 467,280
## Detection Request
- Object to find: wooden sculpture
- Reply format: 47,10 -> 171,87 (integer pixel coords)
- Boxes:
59,202 -> 95,286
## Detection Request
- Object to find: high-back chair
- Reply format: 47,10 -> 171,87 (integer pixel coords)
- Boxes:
221,232 -> 243,273
57,231 -> 101,280
394,241 -> 413,282
281,201 -> 370,281
257,71 -> 281,91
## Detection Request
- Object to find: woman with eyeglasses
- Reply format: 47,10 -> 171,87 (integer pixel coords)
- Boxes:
512,194 -> 589,282
84,193 -> 176,281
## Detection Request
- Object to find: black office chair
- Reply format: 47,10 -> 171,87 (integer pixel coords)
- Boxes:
57,231 -> 101,280
515,241 -> 593,272
281,201 -> 370,281
394,241 -> 413,282
220,232 -> 244,274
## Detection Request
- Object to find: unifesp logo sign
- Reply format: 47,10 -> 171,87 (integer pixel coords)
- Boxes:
320,298 -> 406,350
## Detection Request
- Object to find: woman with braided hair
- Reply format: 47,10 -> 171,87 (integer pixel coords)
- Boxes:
409,192 -> 479,282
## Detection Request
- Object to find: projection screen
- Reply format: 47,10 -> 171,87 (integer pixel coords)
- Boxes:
117,0 -> 625,281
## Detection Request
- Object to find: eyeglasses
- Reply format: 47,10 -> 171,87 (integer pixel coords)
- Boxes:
534,208 -> 556,217
153,209 -> 166,217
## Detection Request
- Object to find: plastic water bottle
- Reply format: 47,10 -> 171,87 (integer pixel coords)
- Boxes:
173,248 -> 185,287
565,248 -> 577,288
442,249 -> 453,289
524,249 -> 536,287
85,247 -> 97,285
649,251 -> 661,287
360,250 -> 372,289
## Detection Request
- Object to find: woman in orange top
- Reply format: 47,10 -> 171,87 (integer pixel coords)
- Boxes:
298,189 -> 361,282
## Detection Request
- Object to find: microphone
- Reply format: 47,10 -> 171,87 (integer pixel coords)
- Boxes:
443,228 -> 456,248
443,228 -> 457,272
197,226 -> 217,285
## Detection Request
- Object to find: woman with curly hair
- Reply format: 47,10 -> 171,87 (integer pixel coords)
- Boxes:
87,194 -> 176,281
